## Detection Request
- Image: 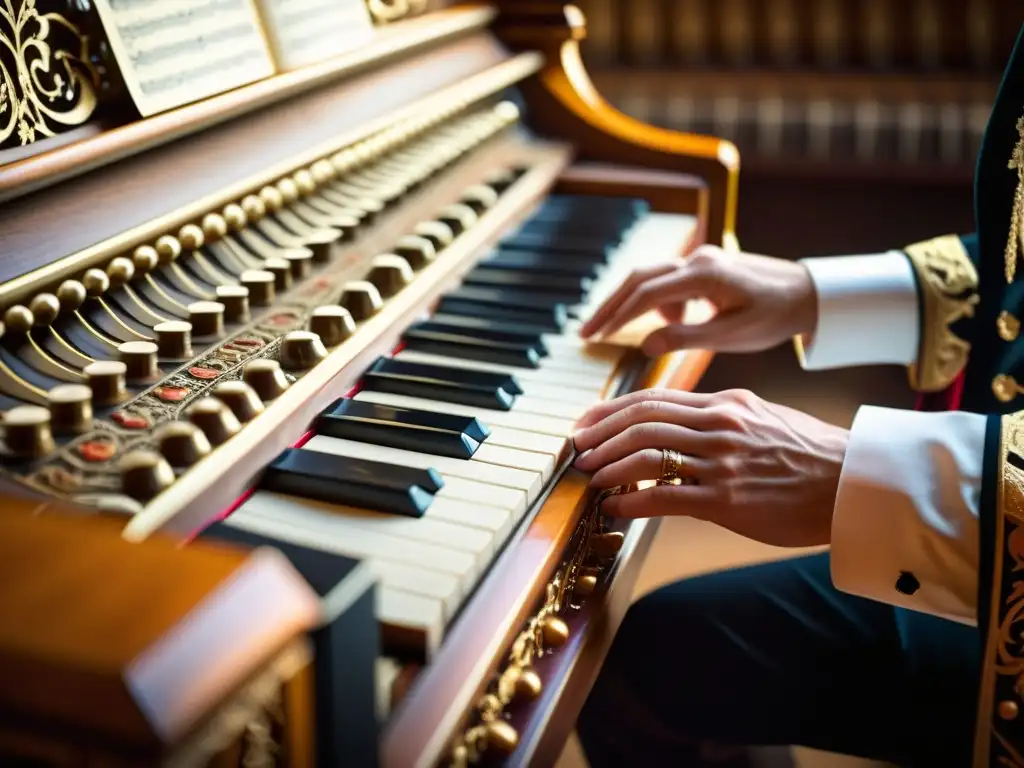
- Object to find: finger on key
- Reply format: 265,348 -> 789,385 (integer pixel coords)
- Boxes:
573,389 -> 712,432
579,263 -> 675,339
588,448 -> 713,488
575,422 -> 708,472
597,267 -> 718,342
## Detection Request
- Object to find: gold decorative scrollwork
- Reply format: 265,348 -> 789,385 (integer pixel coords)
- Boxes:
0,0 -> 100,150
365,0 -> 430,25
903,235 -> 979,393
448,491 -> 620,767
977,411 -> 1024,767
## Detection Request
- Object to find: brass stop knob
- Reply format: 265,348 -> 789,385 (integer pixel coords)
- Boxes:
4,405 -> 55,459
240,270 -> 276,306
392,235 -> 436,270
461,184 -> 499,212
309,306 -> 356,347
285,250 -> 314,280
264,257 -> 292,292
186,398 -> 242,446
279,330 -> 328,371
188,301 -> 225,338
243,359 -> 291,401
541,615 -> 570,648
590,531 -> 625,559
119,340 -> 160,382
216,285 -> 250,324
155,321 -> 193,360
154,421 -> 212,468
47,384 -> 93,436
415,221 -> 454,251
213,380 -> 265,423
436,203 -> 477,236
84,360 -> 128,406
367,254 -> 414,298
339,281 -> 383,322
119,450 -> 175,501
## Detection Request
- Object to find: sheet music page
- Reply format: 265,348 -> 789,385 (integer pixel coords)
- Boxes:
92,0 -> 276,117
253,0 -> 375,71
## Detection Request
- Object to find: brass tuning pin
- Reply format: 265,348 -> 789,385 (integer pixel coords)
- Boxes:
243,359 -> 291,401
339,281 -> 384,322
187,398 -> 242,446
3,405 -> 55,459
47,384 -> 93,436
279,331 -> 328,372
392,235 -> 436,270
119,450 -> 175,501
155,321 -> 193,360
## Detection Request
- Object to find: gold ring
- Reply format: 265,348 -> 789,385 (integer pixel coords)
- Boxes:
659,448 -> 696,486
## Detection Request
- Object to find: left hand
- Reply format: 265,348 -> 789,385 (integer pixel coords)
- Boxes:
572,388 -> 849,548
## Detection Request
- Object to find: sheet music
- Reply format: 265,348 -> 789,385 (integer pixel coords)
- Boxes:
92,0 -> 276,117
254,0 -> 375,71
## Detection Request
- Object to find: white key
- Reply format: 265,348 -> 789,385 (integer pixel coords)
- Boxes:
514,380 -> 600,409
474,442 -> 555,482
514,394 -> 588,421
395,350 -> 609,394
434,476 -> 527,520
355,390 -> 575,438
234,493 -> 480,589
305,434 -> 543,500
379,587 -> 444,658
224,509 -> 464,617
486,425 -> 567,460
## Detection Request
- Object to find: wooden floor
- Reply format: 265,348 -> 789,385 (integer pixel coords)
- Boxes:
555,342 -> 914,768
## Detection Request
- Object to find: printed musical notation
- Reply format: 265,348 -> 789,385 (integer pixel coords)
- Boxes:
91,0 -> 276,117
253,0 -> 375,70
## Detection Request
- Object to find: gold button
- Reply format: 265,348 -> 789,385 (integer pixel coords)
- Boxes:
999,700 -> 1020,721
999,311 -> 1021,342
993,374 -> 1019,403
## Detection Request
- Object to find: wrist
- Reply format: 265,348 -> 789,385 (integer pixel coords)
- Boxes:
792,263 -> 819,337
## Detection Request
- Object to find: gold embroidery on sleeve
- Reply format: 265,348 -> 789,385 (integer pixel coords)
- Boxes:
904,235 -> 979,392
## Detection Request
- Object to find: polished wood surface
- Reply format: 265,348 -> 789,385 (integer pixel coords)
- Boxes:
0,34 -> 528,300
0,5 -> 497,204
0,508 -> 318,758
494,3 -> 740,246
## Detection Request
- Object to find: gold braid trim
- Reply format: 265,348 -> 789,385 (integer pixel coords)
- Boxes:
904,235 -> 979,393
975,411 -> 1024,768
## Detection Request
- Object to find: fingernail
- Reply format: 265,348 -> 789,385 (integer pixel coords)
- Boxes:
573,449 -> 593,468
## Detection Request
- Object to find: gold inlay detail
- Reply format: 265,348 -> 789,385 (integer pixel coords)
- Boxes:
904,235 -> 979,392
998,311 -> 1021,343
0,0 -> 99,149
975,411 -> 1024,766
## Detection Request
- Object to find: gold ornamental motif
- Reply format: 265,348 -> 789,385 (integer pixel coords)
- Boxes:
1007,117 -> 1024,284
1000,311 -> 1022,343
903,235 -> 979,392
976,411 -> 1024,767
0,0 -> 100,149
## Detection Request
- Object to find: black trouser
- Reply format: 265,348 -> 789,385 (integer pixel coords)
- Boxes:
577,553 -> 979,767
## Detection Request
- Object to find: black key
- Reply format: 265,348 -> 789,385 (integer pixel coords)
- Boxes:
362,361 -> 515,412
480,251 -> 601,280
260,447 -> 442,518
403,326 -> 541,368
368,356 -> 523,396
430,313 -> 560,343
500,233 -> 616,260
319,398 -> 490,458
444,286 -> 570,312
435,298 -> 566,333
463,267 -> 590,301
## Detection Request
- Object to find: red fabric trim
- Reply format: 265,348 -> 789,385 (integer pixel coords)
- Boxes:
915,371 -> 965,413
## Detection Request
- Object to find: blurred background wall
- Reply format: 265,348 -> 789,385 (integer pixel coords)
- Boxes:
575,0 -> 1024,258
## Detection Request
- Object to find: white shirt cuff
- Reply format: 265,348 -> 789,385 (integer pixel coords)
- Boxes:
796,252 -> 919,370
830,406 -> 984,625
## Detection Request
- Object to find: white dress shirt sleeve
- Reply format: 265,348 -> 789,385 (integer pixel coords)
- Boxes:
830,405 -> 985,625
795,252 -> 920,370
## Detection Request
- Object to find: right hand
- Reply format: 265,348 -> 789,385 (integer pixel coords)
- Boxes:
579,245 -> 819,356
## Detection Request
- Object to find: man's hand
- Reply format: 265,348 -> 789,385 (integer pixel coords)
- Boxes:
579,245 -> 819,356
572,388 -> 849,548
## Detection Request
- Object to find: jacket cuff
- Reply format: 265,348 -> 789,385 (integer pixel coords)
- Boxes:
830,405 -> 983,625
903,235 -> 979,392
794,252 -> 919,370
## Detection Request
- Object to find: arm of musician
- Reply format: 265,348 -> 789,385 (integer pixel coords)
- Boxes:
794,251 -> 920,370
830,405 -> 985,626
793,235 -> 979,394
